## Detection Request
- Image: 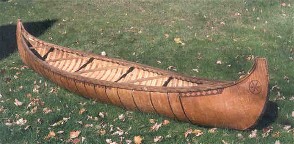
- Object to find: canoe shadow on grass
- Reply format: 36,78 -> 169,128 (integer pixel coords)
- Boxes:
0,19 -> 57,60
252,101 -> 278,130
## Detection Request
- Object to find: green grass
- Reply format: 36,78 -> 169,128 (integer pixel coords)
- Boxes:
1,0 -> 294,143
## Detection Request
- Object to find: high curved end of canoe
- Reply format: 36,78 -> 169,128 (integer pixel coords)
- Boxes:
16,19 -> 269,130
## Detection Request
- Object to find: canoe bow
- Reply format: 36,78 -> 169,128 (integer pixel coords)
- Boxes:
16,19 -> 269,130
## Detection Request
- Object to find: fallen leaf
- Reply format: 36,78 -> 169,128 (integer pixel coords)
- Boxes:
208,128 -> 217,133
162,120 -> 170,125
72,138 -> 80,144
81,137 -> 86,143
5,122 -> 13,126
174,37 -> 185,45
216,60 -> 222,65
101,51 -> 107,56
153,136 -> 163,142
112,127 -> 124,136
262,126 -> 273,138
246,55 -> 255,61
57,131 -> 64,134
30,106 -> 38,114
184,129 -> 193,138
106,139 -> 112,144
0,106 -> 6,113
234,12 -> 241,16
249,129 -> 258,138
272,131 -> 280,138
51,117 -> 70,127
43,107 -> 52,114
79,108 -> 86,115
192,129 -> 203,137
99,112 -> 106,118
14,99 -> 23,106
84,124 -> 93,128
99,129 -> 106,135
149,119 -> 156,123
15,118 -> 27,126
222,140 -> 229,144
125,140 -> 132,144
70,130 -> 81,139
275,140 -> 281,144
134,136 -> 143,144
33,84 -> 40,93
192,69 -> 199,73
283,125 -> 291,131
237,133 -> 244,139
118,114 -> 125,121
44,131 -> 56,140
150,123 -> 162,131
164,33 -> 169,38
24,125 -> 30,130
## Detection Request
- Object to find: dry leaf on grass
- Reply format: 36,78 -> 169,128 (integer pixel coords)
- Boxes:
15,118 -> 27,126
174,37 -> 185,45
99,129 -> 106,135
125,139 -> 132,144
57,131 -> 64,134
153,136 -> 163,143
275,140 -> 281,144
185,129 -> 203,137
272,131 -> 280,138
150,123 -> 162,131
237,133 -> 244,140
164,33 -> 169,38
51,117 -> 70,127
162,120 -> 170,125
79,108 -> 86,115
192,129 -> 203,137
99,112 -> 107,118
149,119 -> 156,123
118,114 -> 125,121
105,139 -> 111,143
184,129 -> 193,138
216,60 -> 222,65
29,106 -> 38,114
14,99 -> 23,106
72,138 -> 80,144
43,107 -> 52,114
262,126 -> 273,138
70,130 -> 81,139
208,128 -> 217,133
44,131 -> 56,140
134,136 -> 143,144
101,51 -> 107,56
222,140 -> 229,144
249,129 -> 258,138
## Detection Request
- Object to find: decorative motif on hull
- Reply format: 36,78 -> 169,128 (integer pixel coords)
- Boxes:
181,88 -> 224,97
249,80 -> 261,94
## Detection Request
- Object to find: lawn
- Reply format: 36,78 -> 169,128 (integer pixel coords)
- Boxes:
0,0 -> 293,143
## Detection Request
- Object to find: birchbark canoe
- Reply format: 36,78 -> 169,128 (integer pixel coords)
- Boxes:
16,19 -> 269,130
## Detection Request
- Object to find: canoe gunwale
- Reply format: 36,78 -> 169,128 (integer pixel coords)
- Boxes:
17,20 -> 265,93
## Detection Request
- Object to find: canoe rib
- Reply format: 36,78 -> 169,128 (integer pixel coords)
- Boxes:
16,19 -> 269,130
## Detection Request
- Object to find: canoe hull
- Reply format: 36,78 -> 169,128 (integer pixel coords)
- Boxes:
16,20 -> 269,130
